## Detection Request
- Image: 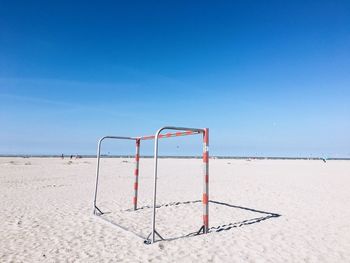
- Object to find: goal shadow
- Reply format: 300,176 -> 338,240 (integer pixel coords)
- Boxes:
94,200 -> 281,243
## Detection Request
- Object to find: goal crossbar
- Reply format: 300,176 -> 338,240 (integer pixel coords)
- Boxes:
138,130 -> 201,140
92,126 -> 209,244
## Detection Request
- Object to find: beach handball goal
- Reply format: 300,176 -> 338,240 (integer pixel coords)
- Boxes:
93,126 -> 209,244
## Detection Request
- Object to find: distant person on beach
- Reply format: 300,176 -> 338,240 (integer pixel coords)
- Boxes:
61,154 -> 64,159
70,155 -> 73,159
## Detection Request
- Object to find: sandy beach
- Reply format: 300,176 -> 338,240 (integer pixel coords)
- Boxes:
1,157 -> 350,262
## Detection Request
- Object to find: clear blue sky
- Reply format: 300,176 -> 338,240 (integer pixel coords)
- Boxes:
1,1 -> 349,157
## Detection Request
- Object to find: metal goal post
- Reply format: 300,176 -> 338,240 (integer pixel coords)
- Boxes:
92,126 -> 209,244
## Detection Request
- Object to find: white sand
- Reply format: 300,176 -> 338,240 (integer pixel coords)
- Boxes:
1,157 -> 350,262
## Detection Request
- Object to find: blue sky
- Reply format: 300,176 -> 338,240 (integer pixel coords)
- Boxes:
0,1 -> 349,157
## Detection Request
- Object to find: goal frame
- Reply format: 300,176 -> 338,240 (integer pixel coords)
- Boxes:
92,126 -> 209,244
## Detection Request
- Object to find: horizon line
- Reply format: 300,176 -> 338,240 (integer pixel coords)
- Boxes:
0,154 -> 349,161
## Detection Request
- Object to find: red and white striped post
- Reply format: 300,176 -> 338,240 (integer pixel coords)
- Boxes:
202,128 -> 209,233
133,139 -> 141,210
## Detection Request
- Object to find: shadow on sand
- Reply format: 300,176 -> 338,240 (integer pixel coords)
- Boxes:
122,200 -> 281,243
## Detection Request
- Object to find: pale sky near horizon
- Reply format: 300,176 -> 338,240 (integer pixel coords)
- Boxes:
1,1 -> 349,157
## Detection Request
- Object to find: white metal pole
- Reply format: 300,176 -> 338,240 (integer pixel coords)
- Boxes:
151,128 -> 163,243
93,136 -> 137,215
93,137 -> 104,215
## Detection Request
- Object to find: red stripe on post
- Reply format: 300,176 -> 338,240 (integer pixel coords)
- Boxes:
133,197 -> 137,204
166,133 -> 172,137
203,128 -> 209,144
176,132 -> 182,136
135,154 -> 140,161
134,182 -> 138,190
134,169 -> 139,176
185,131 -> 193,135
142,136 -> 154,140
203,215 -> 208,226
203,193 -> 208,204
205,174 -> 209,183
203,152 -> 208,163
